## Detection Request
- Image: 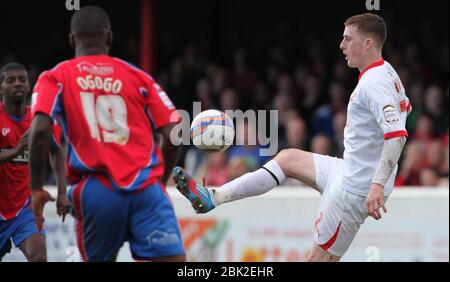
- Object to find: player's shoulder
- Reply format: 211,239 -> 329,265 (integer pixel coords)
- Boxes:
361,61 -> 399,85
37,60 -> 74,82
360,70 -> 387,85
359,74 -> 395,98
110,57 -> 156,83
49,59 -> 74,73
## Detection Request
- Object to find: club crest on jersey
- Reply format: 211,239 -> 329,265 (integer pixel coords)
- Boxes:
76,62 -> 114,76
1,128 -> 10,137
383,105 -> 399,124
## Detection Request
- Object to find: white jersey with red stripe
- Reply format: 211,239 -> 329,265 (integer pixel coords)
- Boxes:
342,59 -> 410,196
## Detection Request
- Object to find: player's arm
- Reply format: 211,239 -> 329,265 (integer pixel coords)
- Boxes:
142,74 -> 182,186
29,70 -> 63,230
372,94 -> 412,187
372,137 -> 407,187
0,131 -> 28,164
29,113 -> 55,230
29,113 -> 52,191
49,144 -> 71,222
367,136 -> 407,219
158,123 -> 181,186
364,80 -> 409,220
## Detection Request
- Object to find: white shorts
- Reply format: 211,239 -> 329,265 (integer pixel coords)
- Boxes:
312,154 -> 388,257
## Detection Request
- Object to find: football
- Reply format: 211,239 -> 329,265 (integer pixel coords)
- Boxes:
190,110 -> 235,152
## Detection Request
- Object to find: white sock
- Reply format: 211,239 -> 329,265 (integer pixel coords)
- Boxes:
211,160 -> 286,206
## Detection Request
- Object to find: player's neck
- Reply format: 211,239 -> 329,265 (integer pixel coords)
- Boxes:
75,47 -> 108,58
3,99 -> 26,118
358,54 -> 383,73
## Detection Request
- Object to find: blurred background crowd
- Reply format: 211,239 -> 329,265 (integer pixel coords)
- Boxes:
1,0 -> 448,188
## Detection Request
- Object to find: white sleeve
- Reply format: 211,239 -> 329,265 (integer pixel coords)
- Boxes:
362,80 -> 408,140
372,136 -> 407,186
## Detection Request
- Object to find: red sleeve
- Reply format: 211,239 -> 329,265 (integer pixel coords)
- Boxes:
32,70 -> 64,151
31,70 -> 63,119
144,76 -> 181,128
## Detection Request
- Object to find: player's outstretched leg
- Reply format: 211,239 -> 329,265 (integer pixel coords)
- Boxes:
172,166 -> 215,213
173,149 -> 317,214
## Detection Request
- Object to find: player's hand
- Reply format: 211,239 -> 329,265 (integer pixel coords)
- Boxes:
366,183 -> 387,220
32,189 -> 55,231
56,193 -> 72,223
15,131 -> 29,155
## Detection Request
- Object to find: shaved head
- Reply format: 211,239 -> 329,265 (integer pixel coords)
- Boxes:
71,6 -> 111,34
69,6 -> 113,55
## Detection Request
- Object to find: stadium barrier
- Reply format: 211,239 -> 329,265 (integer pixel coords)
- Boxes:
3,187 -> 448,262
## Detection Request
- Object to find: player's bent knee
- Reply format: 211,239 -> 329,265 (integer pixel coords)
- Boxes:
274,148 -> 308,177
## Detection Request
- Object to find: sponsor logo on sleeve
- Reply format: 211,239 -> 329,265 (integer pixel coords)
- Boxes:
383,105 -> 399,124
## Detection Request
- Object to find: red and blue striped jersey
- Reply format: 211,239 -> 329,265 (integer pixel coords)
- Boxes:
32,55 -> 180,191
0,104 -> 32,220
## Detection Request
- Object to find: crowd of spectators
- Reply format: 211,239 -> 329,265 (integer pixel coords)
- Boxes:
1,1 -> 448,188
154,9 -> 448,188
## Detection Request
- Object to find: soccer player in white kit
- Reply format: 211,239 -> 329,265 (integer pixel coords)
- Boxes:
173,13 -> 411,262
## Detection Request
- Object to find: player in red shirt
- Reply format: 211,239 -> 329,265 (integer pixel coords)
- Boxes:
29,6 -> 185,261
0,63 -> 69,261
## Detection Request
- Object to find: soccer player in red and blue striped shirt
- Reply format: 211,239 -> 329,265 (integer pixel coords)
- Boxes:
0,62 -> 68,261
29,6 -> 185,262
